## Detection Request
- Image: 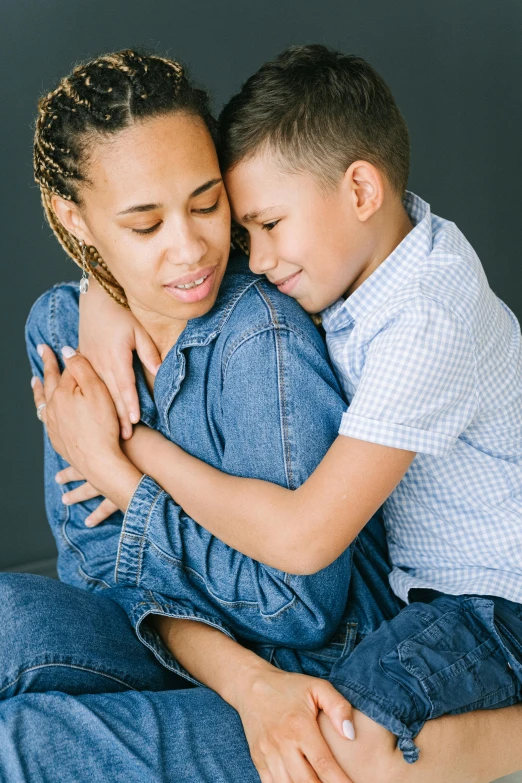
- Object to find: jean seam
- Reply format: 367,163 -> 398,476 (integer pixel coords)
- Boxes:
0,663 -> 139,696
115,474 -> 149,582
330,677 -> 418,739
143,541 -> 298,617
116,477 -> 162,586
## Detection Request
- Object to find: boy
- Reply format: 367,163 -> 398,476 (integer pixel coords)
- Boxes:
60,45 -> 522,761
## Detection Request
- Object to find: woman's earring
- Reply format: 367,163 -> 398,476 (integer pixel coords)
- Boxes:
79,240 -> 90,295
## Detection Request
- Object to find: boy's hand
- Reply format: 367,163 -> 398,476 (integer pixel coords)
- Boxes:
56,466 -> 119,528
79,278 -> 161,440
232,667 -> 355,783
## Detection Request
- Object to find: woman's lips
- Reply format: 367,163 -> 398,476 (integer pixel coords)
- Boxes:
164,267 -> 217,303
274,270 -> 302,296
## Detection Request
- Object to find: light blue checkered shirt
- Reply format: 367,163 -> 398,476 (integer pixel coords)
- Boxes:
322,192 -> 522,604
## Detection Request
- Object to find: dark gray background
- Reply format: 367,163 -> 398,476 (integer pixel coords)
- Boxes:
1,0 -> 521,572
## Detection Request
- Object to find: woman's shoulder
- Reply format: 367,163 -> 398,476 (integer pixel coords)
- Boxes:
219,251 -> 325,350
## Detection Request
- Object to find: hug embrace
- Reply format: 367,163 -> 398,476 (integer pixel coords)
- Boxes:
2,44 -> 521,781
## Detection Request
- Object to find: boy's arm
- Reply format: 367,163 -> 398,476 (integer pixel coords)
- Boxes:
124,429 -> 414,573
124,298 -> 475,574
79,277 -> 161,438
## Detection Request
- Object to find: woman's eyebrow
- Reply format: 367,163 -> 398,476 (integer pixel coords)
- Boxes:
190,178 -> 222,198
117,203 -> 161,216
117,179 -> 223,215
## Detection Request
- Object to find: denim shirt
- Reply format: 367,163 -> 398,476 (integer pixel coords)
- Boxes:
26,252 -> 402,682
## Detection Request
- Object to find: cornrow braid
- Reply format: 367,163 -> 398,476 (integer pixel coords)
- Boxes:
34,49 -> 219,307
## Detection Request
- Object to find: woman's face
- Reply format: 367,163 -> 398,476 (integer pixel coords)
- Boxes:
63,112 -> 231,328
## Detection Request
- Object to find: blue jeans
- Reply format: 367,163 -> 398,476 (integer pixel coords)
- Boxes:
0,573 -> 259,783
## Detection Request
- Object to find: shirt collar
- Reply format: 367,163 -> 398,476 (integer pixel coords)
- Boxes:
322,191 -> 433,333
152,251 -> 260,392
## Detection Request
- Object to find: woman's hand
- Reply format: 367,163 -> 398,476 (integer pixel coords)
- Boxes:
232,666 -> 355,783
31,344 -> 142,510
79,277 -> 161,440
56,466 -> 119,527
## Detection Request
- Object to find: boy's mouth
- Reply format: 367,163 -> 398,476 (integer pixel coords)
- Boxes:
272,270 -> 302,296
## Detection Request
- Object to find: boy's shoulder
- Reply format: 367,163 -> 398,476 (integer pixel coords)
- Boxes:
376,208 -> 493,337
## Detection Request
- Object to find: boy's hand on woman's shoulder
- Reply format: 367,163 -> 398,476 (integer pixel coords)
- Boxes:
79,277 -> 161,439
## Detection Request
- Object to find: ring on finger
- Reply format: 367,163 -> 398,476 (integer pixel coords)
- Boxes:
36,403 -> 47,422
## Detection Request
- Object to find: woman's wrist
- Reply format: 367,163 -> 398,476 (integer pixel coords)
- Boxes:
223,655 -> 279,712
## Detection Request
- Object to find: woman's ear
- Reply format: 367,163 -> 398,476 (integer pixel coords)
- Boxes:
343,160 -> 384,222
51,195 -> 92,244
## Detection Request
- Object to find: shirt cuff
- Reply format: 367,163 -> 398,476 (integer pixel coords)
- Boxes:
339,412 -> 457,456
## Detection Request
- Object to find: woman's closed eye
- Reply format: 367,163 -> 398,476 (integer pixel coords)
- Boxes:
194,199 -> 220,215
131,199 -> 220,236
262,219 -> 280,232
132,222 -> 162,236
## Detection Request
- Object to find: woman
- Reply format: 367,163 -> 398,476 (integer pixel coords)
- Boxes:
9,49 -> 522,783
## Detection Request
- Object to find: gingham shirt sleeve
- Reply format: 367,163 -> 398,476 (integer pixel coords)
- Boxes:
340,297 -> 478,455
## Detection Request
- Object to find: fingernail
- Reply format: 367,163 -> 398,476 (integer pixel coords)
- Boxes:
61,346 -> 76,359
37,344 -> 45,357
31,376 -> 38,388
130,411 -> 140,424
342,720 -> 355,740
61,495 -> 70,505
55,473 -> 63,484
85,518 -> 95,528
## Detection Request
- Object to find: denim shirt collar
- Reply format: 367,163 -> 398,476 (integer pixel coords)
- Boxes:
322,192 -> 433,334
135,251 -> 260,430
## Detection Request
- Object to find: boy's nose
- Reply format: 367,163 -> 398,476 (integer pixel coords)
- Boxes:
249,247 -> 277,276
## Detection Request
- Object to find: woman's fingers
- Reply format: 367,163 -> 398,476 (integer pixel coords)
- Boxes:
85,498 -> 119,528
31,376 -> 47,423
264,753 -> 293,783
298,726 -> 352,783
37,344 -> 63,400
62,481 -> 101,506
283,746 -> 323,783
312,681 -> 355,741
60,347 -> 105,394
55,466 -> 85,484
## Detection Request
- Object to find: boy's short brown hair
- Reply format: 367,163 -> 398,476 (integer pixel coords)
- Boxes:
219,44 -> 410,194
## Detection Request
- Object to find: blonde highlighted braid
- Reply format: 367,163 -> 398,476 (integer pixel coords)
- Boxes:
34,50 -> 220,307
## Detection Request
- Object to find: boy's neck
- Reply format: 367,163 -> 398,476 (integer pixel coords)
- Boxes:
345,200 -> 414,298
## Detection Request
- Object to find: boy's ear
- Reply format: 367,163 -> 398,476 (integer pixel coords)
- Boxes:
50,194 -> 93,245
344,161 -> 384,222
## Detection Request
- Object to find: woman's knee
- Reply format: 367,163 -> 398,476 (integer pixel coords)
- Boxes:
318,709 -> 404,783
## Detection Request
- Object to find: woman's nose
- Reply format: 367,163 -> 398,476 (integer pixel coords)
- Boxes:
166,222 -> 207,267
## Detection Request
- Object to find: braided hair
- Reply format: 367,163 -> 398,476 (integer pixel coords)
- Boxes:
34,50 -> 221,307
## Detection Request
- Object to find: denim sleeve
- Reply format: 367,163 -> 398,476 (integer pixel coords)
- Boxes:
118,323 -> 354,652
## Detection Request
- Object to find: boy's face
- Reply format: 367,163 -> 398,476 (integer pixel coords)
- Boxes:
225,150 -> 375,313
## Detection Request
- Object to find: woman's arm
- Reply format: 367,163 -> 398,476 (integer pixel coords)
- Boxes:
151,616 -> 354,783
151,616 -> 522,783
